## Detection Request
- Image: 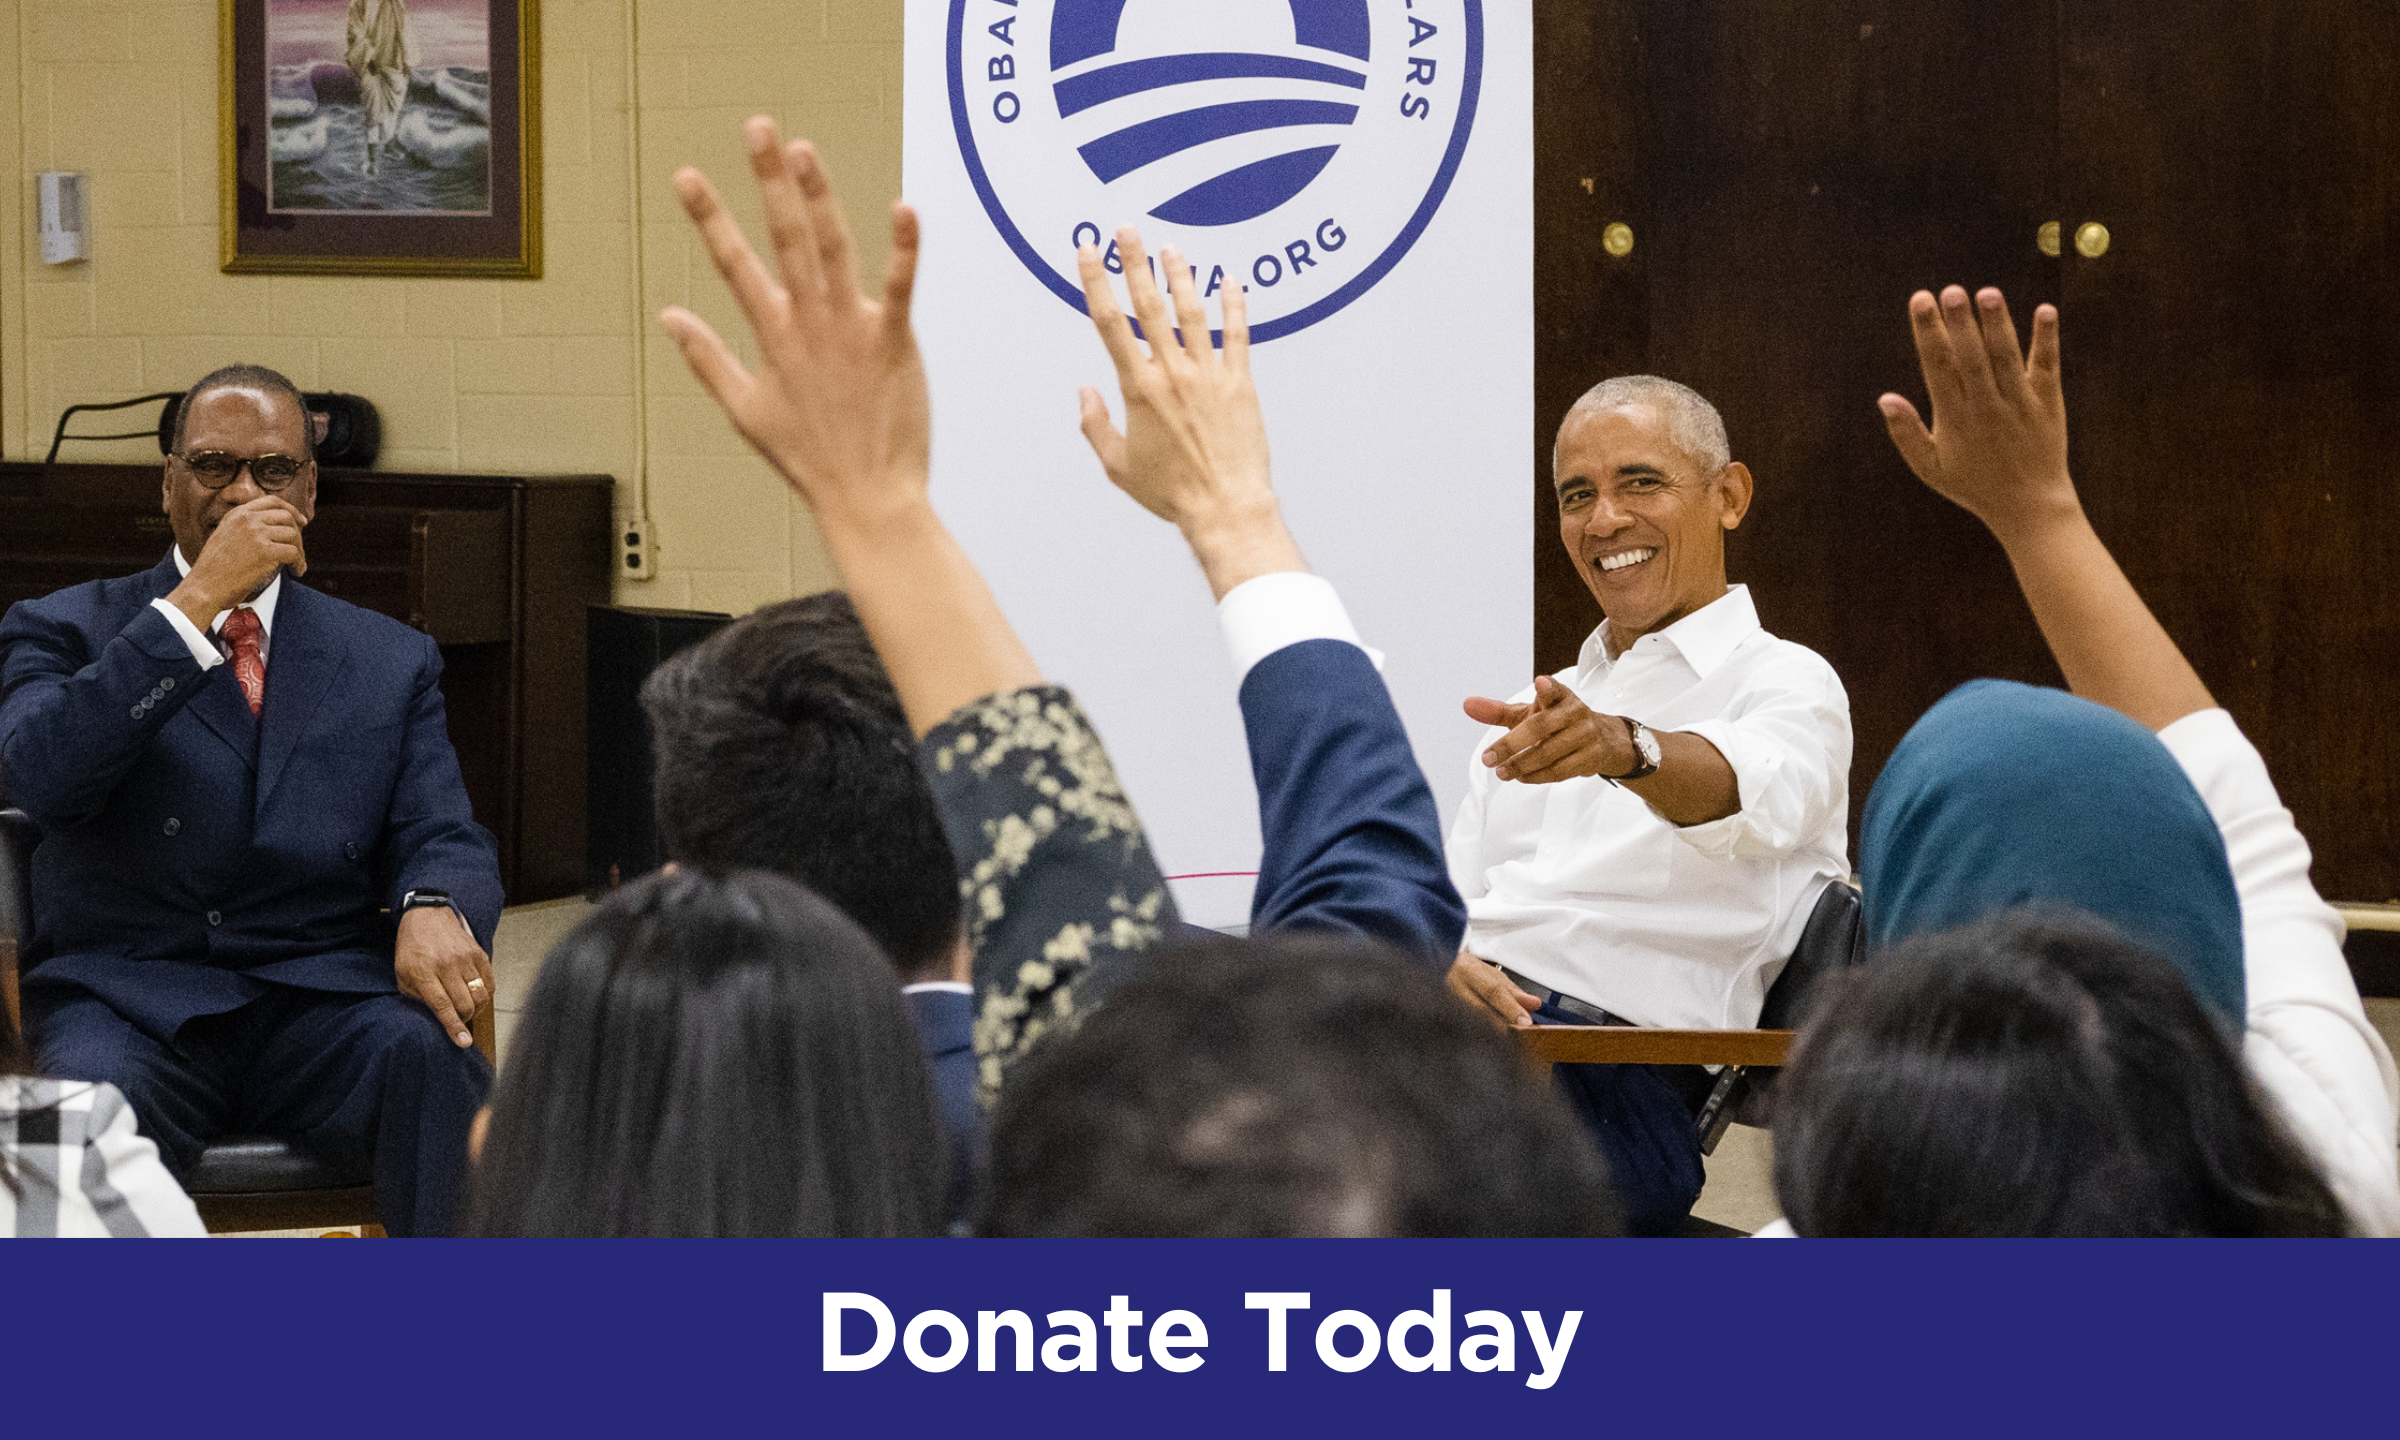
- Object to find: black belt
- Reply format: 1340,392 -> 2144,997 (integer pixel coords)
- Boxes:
1498,965 -> 1635,1028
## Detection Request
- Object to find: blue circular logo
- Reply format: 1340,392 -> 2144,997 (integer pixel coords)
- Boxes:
948,0 -> 1485,343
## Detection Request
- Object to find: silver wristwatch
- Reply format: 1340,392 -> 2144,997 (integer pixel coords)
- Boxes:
1603,717 -> 1662,783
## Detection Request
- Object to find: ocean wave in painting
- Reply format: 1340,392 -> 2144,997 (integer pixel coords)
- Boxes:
267,63 -> 492,214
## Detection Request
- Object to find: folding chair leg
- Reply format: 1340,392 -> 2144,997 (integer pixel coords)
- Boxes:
1695,1066 -> 1745,1156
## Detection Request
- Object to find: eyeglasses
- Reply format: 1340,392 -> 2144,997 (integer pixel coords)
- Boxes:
177,450 -> 311,491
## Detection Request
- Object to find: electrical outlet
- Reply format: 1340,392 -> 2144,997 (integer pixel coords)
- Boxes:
618,516 -> 655,580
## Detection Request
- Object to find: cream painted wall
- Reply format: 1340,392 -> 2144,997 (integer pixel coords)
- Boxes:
0,0 -> 904,613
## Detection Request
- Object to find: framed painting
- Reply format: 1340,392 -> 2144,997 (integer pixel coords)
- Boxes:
220,0 -> 540,277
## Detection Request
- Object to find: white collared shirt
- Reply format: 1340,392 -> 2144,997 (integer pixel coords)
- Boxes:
1447,584 -> 1852,1030
1215,570 -> 1381,682
150,546 -> 281,669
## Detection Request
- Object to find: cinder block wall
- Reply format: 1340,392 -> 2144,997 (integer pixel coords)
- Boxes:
0,0 -> 904,612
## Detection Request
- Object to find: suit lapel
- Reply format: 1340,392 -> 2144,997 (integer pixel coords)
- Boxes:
143,556 -> 257,769
254,581 -> 347,810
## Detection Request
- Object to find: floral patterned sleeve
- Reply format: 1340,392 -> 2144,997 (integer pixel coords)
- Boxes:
921,686 -> 1177,1103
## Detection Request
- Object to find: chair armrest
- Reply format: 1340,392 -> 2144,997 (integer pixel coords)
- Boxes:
0,807 -> 31,1038
1515,1025 -> 1796,1069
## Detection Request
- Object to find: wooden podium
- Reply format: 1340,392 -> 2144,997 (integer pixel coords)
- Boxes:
0,462 -> 613,903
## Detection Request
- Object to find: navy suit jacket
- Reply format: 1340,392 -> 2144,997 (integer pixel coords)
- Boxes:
1239,638 -> 1466,964
0,555 -> 503,1042
904,985 -> 979,1226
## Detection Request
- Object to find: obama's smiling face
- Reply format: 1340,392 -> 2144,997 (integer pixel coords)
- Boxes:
1553,401 -> 1752,655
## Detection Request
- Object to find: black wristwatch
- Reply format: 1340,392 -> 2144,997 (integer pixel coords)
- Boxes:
399,888 -> 455,916
1601,717 -> 1662,783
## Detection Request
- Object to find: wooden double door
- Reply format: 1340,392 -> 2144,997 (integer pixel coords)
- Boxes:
1534,0 -> 2399,900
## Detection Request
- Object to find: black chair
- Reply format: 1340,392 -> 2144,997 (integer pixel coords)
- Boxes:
0,806 -> 490,1234
1513,879 -> 1865,1152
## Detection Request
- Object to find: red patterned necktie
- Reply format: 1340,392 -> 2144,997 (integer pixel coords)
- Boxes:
220,607 -> 265,716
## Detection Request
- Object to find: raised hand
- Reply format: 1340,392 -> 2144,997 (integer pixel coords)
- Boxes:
659,116 -> 928,524
1076,225 -> 1302,599
1877,286 -> 2080,543
169,496 -> 307,631
1464,676 -> 1634,785
1879,286 -> 2214,730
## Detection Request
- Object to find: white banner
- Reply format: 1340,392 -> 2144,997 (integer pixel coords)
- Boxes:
903,0 -> 1532,926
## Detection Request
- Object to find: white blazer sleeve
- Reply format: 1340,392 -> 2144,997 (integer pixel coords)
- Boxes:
2159,708 -> 2400,1236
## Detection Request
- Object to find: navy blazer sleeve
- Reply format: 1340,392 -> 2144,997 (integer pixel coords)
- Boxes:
0,599 -> 212,829
378,633 -> 503,951
1238,638 -> 1466,964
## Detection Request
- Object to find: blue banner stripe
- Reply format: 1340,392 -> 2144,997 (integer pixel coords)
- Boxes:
1053,53 -> 1367,118
1148,145 -> 1341,226
1077,99 -> 1360,184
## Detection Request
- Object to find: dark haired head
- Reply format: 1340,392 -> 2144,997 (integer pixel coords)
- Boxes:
468,867 -> 945,1236
642,593 -> 963,982
983,937 -> 1622,1237
1772,909 -> 2343,1237
171,364 -> 315,462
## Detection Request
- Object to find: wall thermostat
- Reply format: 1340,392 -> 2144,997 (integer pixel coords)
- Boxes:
39,172 -> 89,264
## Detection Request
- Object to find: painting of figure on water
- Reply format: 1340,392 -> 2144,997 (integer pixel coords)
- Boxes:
267,0 -> 492,215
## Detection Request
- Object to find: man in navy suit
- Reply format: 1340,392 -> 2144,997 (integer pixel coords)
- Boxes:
0,365 -> 503,1236
636,591 -> 981,1225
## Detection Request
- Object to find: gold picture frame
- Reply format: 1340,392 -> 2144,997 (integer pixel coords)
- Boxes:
219,0 -> 541,278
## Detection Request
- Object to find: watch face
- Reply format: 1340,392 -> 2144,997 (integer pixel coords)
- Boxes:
1636,726 -> 1663,766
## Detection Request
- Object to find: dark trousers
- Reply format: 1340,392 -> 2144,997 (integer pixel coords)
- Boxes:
30,987 -> 489,1237
1531,994 -> 1708,1237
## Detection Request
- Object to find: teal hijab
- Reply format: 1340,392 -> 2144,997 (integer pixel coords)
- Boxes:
1860,680 -> 2245,1028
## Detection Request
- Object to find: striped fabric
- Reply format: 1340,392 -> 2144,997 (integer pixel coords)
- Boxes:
1,1077 -> 205,1238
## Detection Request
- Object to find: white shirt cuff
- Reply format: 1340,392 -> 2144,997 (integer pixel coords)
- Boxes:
149,597 -> 224,671
1216,571 -> 1384,685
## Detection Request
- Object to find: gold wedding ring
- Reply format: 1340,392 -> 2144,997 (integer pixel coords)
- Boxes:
466,978 -> 486,990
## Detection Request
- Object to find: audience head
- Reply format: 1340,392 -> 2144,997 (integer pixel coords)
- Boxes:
1551,375 -> 1752,645
1774,909 -> 2342,1236
642,593 -> 964,984
982,937 -> 1622,1237
1862,678 -> 2245,1025
469,867 -> 945,1237
162,364 -> 318,564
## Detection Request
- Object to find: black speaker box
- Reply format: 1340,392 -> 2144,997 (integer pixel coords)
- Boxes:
586,604 -> 732,899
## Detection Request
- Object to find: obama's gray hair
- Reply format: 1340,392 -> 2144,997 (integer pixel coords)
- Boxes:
1553,375 -> 1731,479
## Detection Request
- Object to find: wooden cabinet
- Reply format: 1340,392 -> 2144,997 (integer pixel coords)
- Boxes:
1535,1 -> 2397,900
0,463 -> 613,902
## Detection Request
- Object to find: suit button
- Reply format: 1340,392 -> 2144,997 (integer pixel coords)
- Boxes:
129,704 -> 145,719
164,818 -> 181,836
206,910 -> 221,926
344,841 -> 361,861
160,677 -> 175,692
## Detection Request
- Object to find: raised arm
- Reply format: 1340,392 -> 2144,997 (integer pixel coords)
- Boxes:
657,117 -> 1036,734
657,118 -> 1174,1096
1876,286 -> 2214,731
1882,285 -> 2399,1231
1071,228 -> 1464,960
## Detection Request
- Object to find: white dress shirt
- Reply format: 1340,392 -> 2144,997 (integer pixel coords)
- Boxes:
2156,709 -> 2400,1236
150,546 -> 280,669
1215,570 -> 1380,682
1447,585 -> 1852,1030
